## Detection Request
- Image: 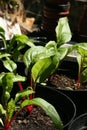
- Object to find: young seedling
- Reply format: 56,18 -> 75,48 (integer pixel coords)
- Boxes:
69,43 -> 87,89
0,26 -> 63,130
0,71 -> 63,130
18,17 -> 72,130
23,17 -> 72,84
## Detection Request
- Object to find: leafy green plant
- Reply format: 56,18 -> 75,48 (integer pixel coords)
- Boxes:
0,26 -> 34,73
69,43 -> 87,89
0,27 -> 63,130
0,72 -> 63,130
23,16 -> 87,90
23,17 -> 72,84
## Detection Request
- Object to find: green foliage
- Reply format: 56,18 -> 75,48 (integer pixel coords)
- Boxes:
75,43 -> 87,83
15,88 -> 35,103
32,57 -> 59,83
24,17 -> 71,84
3,58 -> 17,72
1,72 -> 26,105
56,17 -> 72,47
0,22 -> 64,130
7,34 -> 34,61
0,26 -> 6,49
8,34 -> 34,52
6,99 -> 15,122
23,45 -> 55,69
21,98 -> 63,130
0,84 -> 63,130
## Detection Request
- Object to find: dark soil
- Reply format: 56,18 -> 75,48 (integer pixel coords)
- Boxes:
0,107 -> 58,130
48,73 -> 87,90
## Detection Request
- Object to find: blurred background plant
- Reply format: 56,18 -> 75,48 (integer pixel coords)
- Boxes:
0,0 -> 25,24
0,0 -> 85,35
23,0 -> 84,34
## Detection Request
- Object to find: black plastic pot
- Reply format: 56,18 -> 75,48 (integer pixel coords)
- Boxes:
48,60 -> 87,117
58,88 -> 87,117
68,113 -> 87,130
35,84 -> 76,130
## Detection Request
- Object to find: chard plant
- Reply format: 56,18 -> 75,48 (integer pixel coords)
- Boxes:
69,43 -> 87,89
23,17 -> 72,84
0,26 -> 34,73
0,72 -> 63,130
22,16 -> 87,90
0,26 -> 63,130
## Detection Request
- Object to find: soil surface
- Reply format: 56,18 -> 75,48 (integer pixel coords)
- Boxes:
48,73 -> 87,90
0,107 -> 58,130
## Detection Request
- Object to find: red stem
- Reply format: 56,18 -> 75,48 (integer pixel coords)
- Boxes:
17,82 -> 23,91
4,108 -> 24,130
17,82 -> 33,112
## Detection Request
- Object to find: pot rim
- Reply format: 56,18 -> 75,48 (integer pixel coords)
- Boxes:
36,84 -> 76,128
68,113 -> 87,130
47,85 -> 77,128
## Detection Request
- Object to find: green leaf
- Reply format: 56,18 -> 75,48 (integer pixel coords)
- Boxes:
21,98 -> 63,130
6,99 -> 15,122
13,74 -> 26,82
2,73 -> 15,92
81,68 -> 87,83
23,46 -> 46,68
0,104 -> 5,125
56,17 -> 72,47
2,91 -> 10,105
76,43 -> 87,50
23,45 -> 54,69
57,47 -> 69,61
9,34 -> 34,52
0,104 -> 6,115
32,58 -> 57,83
45,41 -> 57,55
1,73 -> 26,105
2,73 -> 26,93
15,89 -> 35,103
77,47 -> 87,69
0,27 -> 6,49
0,53 -> 10,59
0,26 -> 5,37
3,59 -> 17,72
0,73 -> 5,86
12,49 -> 21,62
0,118 -> 4,126
76,45 -> 87,77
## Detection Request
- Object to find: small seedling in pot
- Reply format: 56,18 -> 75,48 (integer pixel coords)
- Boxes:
0,25 -> 63,130
69,43 -> 87,89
